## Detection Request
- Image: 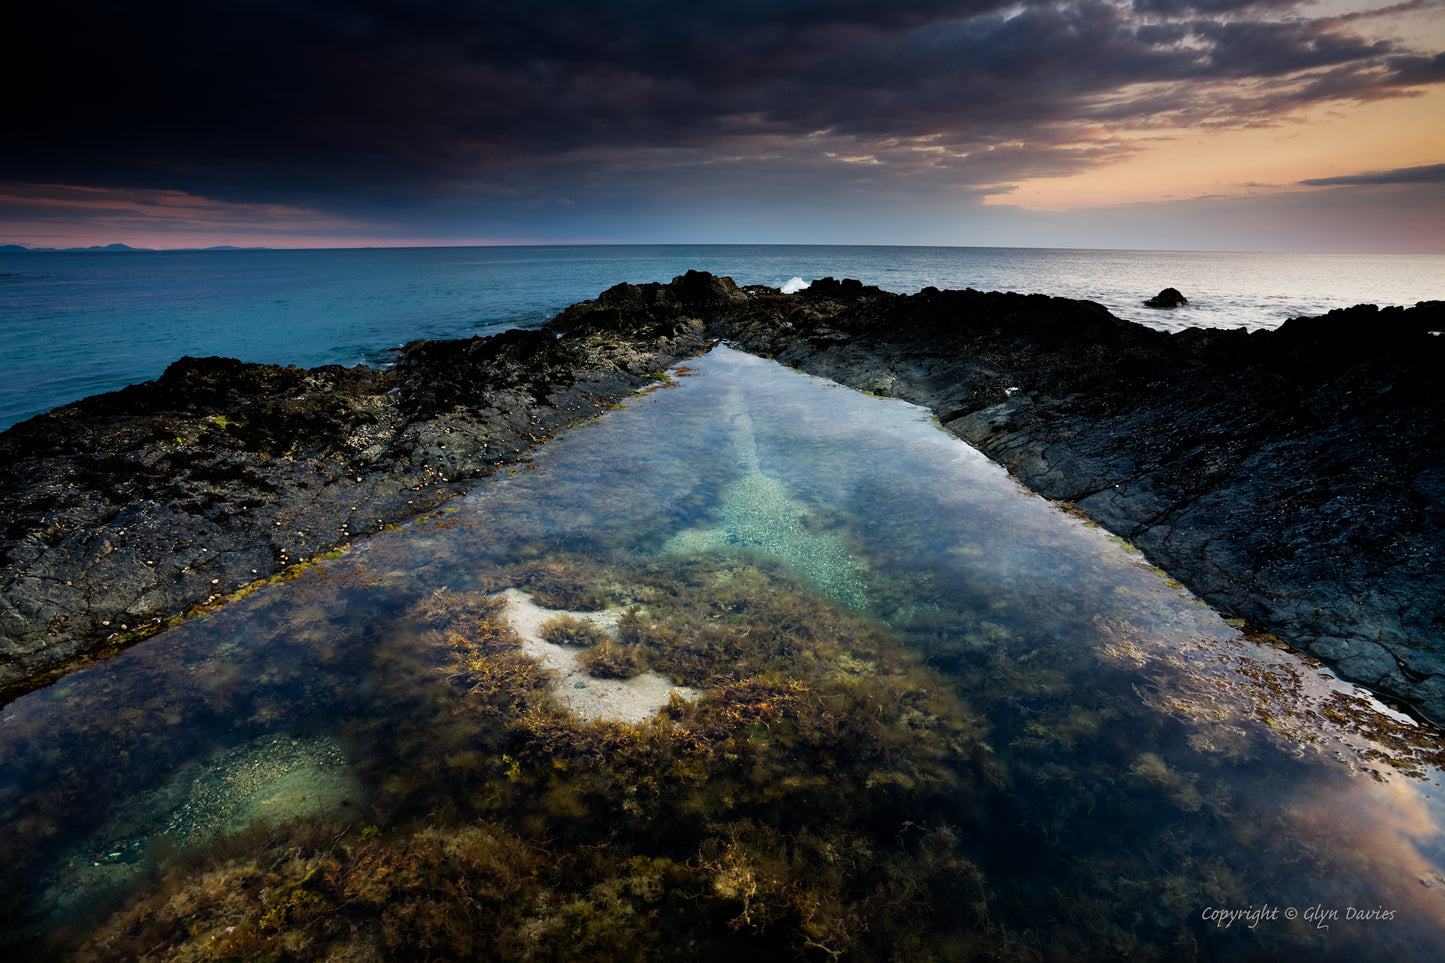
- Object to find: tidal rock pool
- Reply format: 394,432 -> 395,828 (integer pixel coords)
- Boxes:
1,345 -> 1442,960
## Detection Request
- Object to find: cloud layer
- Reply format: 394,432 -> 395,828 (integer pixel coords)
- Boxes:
1299,162 -> 1445,185
6,1 -> 1443,245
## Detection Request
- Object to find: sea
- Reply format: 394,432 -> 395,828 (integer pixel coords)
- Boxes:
2,244 -> 1442,432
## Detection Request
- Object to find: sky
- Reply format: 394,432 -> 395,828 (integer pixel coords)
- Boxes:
4,0 -> 1443,253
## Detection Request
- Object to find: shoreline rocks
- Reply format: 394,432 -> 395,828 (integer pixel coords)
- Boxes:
3,271 -> 1443,725
0,272 -> 731,700
712,282 -> 1445,724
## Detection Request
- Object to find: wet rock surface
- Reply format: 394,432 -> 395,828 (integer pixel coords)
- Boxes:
0,271 -> 732,699
4,269 -> 1443,726
713,282 -> 1445,724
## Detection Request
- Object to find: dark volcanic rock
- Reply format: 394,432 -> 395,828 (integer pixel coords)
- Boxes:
0,272 -> 736,699
713,289 -> 1445,723
1144,287 -> 1188,308
4,270 -> 1444,727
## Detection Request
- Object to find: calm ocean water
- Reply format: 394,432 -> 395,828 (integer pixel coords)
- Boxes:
2,244 -> 1441,431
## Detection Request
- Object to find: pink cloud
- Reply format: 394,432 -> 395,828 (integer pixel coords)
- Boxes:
0,183 -> 428,248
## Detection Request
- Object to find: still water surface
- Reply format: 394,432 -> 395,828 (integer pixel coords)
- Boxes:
1,346 -> 1442,958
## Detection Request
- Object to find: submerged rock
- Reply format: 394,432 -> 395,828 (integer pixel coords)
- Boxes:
662,403 -> 868,608
495,587 -> 701,724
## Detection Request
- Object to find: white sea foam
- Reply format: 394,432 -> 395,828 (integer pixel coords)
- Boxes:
781,276 -> 810,294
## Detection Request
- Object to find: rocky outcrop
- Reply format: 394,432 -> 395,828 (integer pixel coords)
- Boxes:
1145,287 -> 1188,308
0,272 -> 738,699
709,285 -> 1445,723
3,270 -> 1443,725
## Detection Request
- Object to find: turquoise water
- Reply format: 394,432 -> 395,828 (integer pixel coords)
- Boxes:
1,347 -> 1442,958
3,244 -> 1442,430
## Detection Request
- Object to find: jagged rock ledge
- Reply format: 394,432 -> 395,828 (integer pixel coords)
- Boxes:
0,271 -> 729,701
2,271 -> 1442,726
714,278 -> 1445,725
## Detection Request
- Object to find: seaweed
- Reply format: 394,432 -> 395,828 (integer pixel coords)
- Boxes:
56,550 -> 1011,960
24,348 -> 1445,963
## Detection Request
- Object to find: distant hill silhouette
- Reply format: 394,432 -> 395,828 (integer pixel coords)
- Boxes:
1,243 -> 270,252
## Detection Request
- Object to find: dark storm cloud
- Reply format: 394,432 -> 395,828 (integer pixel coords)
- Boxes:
1298,162 -> 1445,186
5,0 -> 1442,215
1387,50 -> 1445,86
1130,0 -> 1299,14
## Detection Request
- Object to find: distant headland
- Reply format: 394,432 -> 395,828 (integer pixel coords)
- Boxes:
0,243 -> 271,253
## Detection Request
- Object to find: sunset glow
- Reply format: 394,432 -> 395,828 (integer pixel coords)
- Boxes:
4,1 -> 1443,252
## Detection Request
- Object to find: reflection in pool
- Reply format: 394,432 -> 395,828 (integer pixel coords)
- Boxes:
2,345 -> 1443,960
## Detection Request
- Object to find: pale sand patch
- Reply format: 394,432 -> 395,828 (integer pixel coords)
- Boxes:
497,587 -> 702,725
222,767 -> 366,836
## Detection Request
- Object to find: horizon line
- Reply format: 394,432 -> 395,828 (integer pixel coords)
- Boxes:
5,240 -> 1442,258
